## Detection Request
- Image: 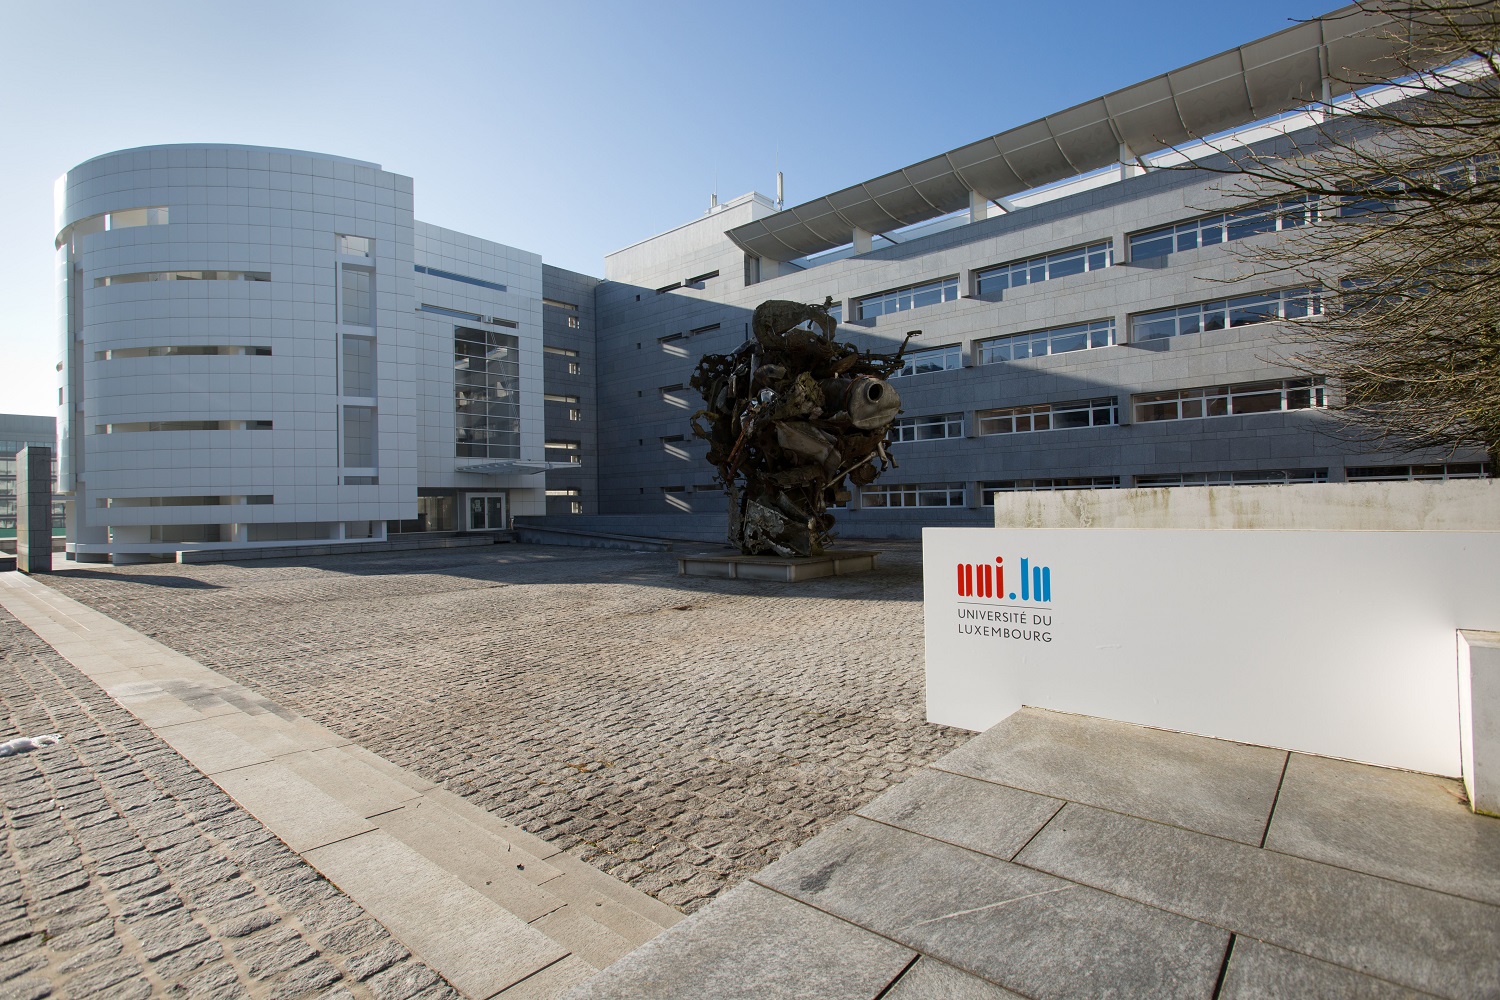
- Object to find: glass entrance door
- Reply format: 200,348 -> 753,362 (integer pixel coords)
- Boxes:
466,493 -> 508,530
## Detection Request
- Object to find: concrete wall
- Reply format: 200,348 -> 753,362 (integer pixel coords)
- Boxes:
991,479 -> 1500,530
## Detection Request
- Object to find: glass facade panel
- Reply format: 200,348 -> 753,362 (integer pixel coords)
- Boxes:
455,326 -> 521,460
978,320 -> 1114,365
975,241 -> 1113,296
1132,379 -> 1327,422
342,336 -> 375,397
342,406 -> 376,467
1128,197 -> 1319,261
342,267 -> 373,327
856,277 -> 959,320
1132,288 -> 1322,342
892,344 -> 962,378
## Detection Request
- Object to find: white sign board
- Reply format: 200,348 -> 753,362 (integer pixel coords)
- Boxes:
923,527 -> 1500,776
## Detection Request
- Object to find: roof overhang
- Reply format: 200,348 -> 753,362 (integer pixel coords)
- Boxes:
727,5 -> 1450,262
457,460 -> 576,476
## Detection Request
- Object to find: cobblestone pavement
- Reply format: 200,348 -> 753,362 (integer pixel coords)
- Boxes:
42,542 -> 967,914
0,609 -> 459,1000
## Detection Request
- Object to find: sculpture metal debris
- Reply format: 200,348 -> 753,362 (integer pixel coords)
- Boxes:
690,298 -> 911,558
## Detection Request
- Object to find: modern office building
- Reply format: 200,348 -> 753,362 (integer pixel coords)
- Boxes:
0,414 -> 63,541
54,147 -> 596,561
50,5 -> 1487,560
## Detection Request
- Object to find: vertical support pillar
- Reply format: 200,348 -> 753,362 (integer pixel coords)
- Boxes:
852,227 -> 873,255
1119,143 -> 1146,179
969,190 -> 992,222
1459,629 -> 1500,816
16,446 -> 53,574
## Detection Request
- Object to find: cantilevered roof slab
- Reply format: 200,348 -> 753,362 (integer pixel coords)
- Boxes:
728,5 -> 1436,261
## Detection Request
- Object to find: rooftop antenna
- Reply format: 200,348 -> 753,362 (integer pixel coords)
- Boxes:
775,145 -> 784,211
711,167 -> 718,212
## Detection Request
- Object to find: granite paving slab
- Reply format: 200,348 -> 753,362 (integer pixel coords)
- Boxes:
854,767 -> 1061,860
935,707 -> 1287,844
754,815 -> 1229,1000
1218,938 -> 1441,1000
1016,802 -> 1500,999
1265,752 -> 1500,904
565,881 -> 915,1000
882,956 -> 1028,999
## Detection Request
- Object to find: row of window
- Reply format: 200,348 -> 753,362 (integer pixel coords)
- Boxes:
415,264 -> 508,294
97,495 -> 274,508
889,286 -> 1320,379
95,420 -> 273,433
1128,197 -> 1316,260
843,198 -> 1320,326
884,379 -> 1327,441
95,345 -> 272,360
95,270 -> 270,287
858,465 -> 1495,507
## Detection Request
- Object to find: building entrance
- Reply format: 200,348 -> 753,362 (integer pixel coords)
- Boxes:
466,492 -> 508,531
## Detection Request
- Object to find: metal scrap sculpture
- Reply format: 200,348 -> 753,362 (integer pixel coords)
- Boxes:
690,298 -> 910,558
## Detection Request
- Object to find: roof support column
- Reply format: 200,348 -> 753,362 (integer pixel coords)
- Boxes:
852,227 -> 873,255
1119,143 -> 1146,180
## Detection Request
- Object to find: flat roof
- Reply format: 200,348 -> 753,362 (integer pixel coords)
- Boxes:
727,4 -> 1443,262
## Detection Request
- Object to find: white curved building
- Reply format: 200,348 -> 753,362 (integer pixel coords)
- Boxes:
55,145 -> 580,562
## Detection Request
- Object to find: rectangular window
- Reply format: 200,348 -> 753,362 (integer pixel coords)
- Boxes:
827,303 -> 843,324
976,398 -> 1118,435
96,345 -> 272,359
414,264 -> 507,294
544,394 -> 579,404
659,385 -> 690,409
568,316 -> 581,329
342,406 -> 376,467
543,299 -> 578,312
977,319 -> 1115,364
975,241 -> 1113,296
981,477 -> 1121,503
1135,469 -> 1329,487
96,420 -> 272,433
857,276 -> 960,320
892,344 -> 962,378
342,336 -> 375,397
546,440 -> 582,464
1132,379 -> 1327,422
342,267 -> 373,327
546,489 -> 581,496
338,235 -> 372,257
860,482 -> 966,508
95,270 -> 269,286
544,345 -> 579,356
1128,197 -> 1318,261
455,327 -> 520,460
1132,288 -> 1322,342
891,413 -> 964,442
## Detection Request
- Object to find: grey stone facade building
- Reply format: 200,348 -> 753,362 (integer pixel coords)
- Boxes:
42,6 -> 1489,559
582,8 -> 1490,538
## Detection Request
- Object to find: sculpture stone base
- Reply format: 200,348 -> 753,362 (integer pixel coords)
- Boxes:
677,550 -> 878,582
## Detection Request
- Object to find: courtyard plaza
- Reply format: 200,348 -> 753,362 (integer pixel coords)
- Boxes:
0,539 -> 1495,998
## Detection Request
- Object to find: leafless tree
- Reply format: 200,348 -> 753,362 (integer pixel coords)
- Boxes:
1205,1 -> 1500,466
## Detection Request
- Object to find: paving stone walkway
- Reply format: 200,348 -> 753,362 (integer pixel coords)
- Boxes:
0,608 -> 457,1000
38,543 -> 966,913
574,708 -> 1500,999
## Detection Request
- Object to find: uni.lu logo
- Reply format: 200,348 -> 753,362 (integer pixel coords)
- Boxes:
956,557 -> 1052,602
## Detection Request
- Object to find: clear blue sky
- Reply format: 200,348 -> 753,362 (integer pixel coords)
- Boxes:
0,0 -> 1331,417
